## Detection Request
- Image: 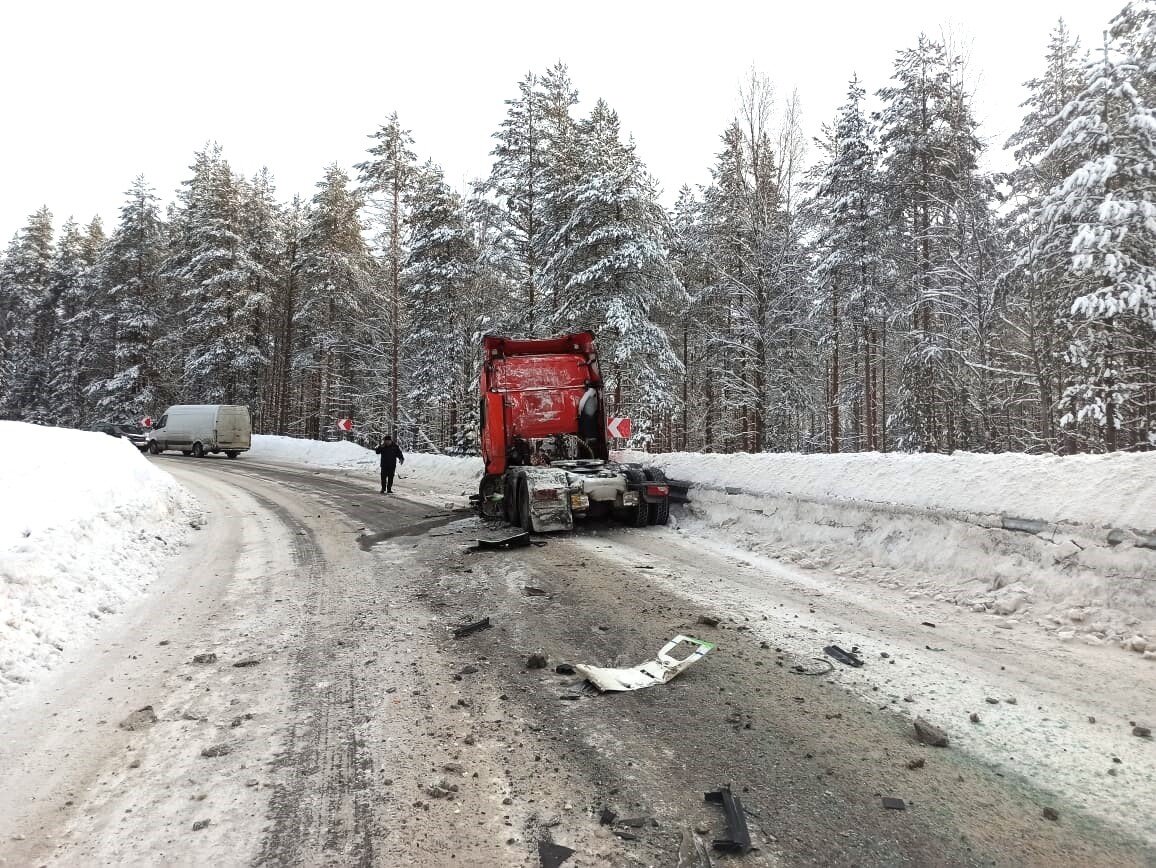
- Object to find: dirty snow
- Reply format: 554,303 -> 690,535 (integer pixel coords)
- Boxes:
0,422 -> 197,697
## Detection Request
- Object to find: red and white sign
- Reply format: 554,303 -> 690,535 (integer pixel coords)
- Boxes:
606,416 -> 632,439
141,416 -> 153,429
336,417 -> 353,433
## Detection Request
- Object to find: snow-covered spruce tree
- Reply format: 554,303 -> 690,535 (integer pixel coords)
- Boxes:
805,76 -> 887,452
296,165 -> 376,440
535,62 -> 582,320
400,161 -> 478,448
1000,19 -> 1088,450
547,99 -> 681,440
1033,24 -> 1156,450
166,145 -> 267,406
0,207 -> 56,420
94,176 -> 167,422
356,112 -> 418,430
876,35 -> 1000,452
47,217 -> 107,427
482,72 -> 548,335
698,72 -> 813,453
237,168 -> 283,429
665,186 -> 723,451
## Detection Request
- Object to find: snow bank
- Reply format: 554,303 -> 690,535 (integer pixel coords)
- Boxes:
619,449 -> 1156,531
0,422 -> 197,697
248,435 -> 482,494
619,449 -> 1156,650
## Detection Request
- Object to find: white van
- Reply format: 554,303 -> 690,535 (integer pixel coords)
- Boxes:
147,405 -> 251,459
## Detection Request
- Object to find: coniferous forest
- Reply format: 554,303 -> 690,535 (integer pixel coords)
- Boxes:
2,9 -> 1155,455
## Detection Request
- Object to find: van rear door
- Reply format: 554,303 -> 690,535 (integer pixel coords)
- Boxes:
216,406 -> 251,450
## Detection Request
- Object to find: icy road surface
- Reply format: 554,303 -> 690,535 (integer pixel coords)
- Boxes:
0,455 -> 1152,866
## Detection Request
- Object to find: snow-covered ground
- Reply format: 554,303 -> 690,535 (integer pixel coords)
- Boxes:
250,437 -> 1156,655
620,449 -> 1156,654
0,422 -> 198,697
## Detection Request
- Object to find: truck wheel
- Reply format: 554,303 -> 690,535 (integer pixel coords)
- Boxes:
192,442 -> 205,458
643,467 -> 671,526
618,467 -> 649,528
518,480 -> 533,533
225,451 -> 239,459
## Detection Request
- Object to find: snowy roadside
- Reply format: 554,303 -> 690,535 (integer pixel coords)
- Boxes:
247,434 -> 482,507
620,449 -> 1156,654
0,422 -> 199,698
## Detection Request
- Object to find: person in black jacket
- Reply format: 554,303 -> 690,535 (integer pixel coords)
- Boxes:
374,435 -> 405,494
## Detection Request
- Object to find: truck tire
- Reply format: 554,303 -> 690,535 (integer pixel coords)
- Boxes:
617,468 -> 649,528
517,479 -> 534,533
192,442 -> 205,458
225,451 -> 239,459
643,467 -> 671,526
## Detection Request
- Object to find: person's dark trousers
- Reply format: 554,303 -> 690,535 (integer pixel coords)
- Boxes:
381,469 -> 394,493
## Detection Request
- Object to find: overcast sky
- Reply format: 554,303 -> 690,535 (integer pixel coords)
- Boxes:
0,0 -> 1118,242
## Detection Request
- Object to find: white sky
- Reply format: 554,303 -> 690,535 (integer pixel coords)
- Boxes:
0,0 -> 1118,242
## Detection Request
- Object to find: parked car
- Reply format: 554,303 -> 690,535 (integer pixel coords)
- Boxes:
146,405 -> 251,458
99,423 -> 149,452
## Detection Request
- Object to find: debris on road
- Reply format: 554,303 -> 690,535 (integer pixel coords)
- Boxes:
921,622 -> 936,628
472,532 -> 531,551
192,819 -> 210,832
575,635 -> 715,692
191,653 -> 217,664
538,839 -> 575,868
614,830 -> 640,841
970,712 -> 981,724
200,743 -> 233,758
704,785 -> 752,853
881,797 -> 907,811
791,658 -> 835,676
555,663 -> 576,675
985,697 -> 1000,704
697,615 -> 720,628
599,807 -> 617,825
677,828 -> 715,868
452,617 -> 492,639
1133,725 -> 1151,738
233,657 -> 261,667
906,758 -> 925,770
914,717 -> 949,747
523,586 -> 548,596
1043,806 -> 1060,821
823,645 -> 864,667
526,653 -> 548,669
118,705 -> 158,731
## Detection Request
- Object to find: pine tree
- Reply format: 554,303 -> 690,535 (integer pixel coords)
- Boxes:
401,161 -> 478,446
0,207 -> 56,420
807,76 -> 887,452
356,113 -> 418,427
296,165 -> 375,439
483,72 -> 547,334
96,176 -> 167,421
548,100 -> 681,438
1034,24 -> 1156,449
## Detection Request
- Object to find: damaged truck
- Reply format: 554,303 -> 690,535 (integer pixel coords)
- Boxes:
474,332 -> 671,533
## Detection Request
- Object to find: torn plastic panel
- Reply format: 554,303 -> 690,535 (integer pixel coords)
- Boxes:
575,635 -> 716,692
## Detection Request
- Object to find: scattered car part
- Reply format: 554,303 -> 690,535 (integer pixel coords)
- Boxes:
474,532 -> 531,550
537,839 -> 575,868
523,586 -> 548,596
882,797 -> 907,810
575,635 -> 715,692
823,645 -> 864,667
599,807 -> 617,825
452,617 -> 492,639
677,828 -> 715,868
791,658 -> 835,676
704,786 -> 752,853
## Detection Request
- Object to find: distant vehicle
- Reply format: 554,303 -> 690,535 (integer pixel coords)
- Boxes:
146,405 -> 251,459
98,423 -> 149,452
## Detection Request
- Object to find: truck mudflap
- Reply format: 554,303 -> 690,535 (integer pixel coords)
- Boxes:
522,467 -> 576,533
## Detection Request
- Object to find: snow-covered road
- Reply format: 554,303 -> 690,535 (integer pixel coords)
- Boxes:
0,450 -> 1152,866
